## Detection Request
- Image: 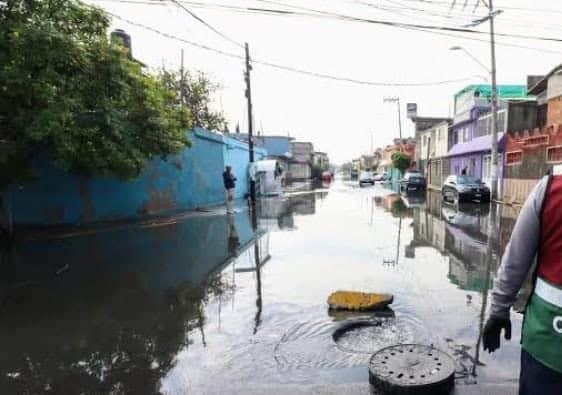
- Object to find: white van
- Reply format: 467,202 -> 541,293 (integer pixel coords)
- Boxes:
249,160 -> 285,196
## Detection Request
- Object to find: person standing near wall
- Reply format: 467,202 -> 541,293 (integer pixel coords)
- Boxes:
223,166 -> 237,214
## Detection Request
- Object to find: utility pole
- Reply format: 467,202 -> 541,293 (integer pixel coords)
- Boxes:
455,1 -> 500,198
488,0 -> 499,200
245,42 -> 256,204
384,97 -> 402,140
397,99 -> 403,140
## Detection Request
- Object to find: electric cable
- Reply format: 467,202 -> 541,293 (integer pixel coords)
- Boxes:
107,11 -> 488,87
168,0 -> 244,48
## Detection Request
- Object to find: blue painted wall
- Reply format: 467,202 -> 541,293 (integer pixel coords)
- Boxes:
3,128 -> 266,227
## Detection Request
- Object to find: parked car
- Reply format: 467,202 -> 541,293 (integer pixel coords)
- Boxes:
442,175 -> 491,204
403,170 -> 422,177
442,202 -> 490,230
374,172 -> 388,182
400,173 -> 427,193
359,170 -> 375,186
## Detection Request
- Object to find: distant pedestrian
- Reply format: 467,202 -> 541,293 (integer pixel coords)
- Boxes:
483,165 -> 562,394
461,166 -> 468,176
223,166 -> 237,214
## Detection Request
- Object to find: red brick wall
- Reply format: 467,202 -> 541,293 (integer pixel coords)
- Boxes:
547,96 -> 562,126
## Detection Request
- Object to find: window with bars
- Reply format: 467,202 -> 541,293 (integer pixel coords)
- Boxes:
547,146 -> 562,163
506,151 -> 523,165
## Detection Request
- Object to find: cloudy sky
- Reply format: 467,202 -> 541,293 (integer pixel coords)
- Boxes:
87,0 -> 562,163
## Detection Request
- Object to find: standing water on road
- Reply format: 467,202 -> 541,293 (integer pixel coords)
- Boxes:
0,180 -> 525,394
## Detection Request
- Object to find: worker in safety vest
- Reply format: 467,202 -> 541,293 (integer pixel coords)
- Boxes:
484,166 -> 562,394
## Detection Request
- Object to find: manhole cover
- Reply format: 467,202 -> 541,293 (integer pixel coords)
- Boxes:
369,344 -> 455,394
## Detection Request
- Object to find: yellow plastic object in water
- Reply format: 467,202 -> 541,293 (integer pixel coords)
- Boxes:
327,291 -> 393,311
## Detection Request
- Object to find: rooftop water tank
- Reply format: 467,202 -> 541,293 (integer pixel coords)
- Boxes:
110,29 -> 132,58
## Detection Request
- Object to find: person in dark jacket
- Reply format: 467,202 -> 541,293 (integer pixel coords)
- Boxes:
223,166 -> 237,214
483,165 -> 562,394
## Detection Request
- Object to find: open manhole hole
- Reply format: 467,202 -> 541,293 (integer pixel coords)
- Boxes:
369,344 -> 455,394
332,319 -> 413,354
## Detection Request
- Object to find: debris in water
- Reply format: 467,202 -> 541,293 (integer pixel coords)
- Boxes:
327,291 -> 393,311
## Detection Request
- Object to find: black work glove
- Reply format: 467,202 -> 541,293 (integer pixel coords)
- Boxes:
483,316 -> 511,353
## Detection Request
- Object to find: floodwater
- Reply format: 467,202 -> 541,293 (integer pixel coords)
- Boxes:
0,179 -> 526,394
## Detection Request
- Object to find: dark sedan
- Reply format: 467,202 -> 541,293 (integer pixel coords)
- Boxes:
442,175 -> 491,204
399,172 -> 427,194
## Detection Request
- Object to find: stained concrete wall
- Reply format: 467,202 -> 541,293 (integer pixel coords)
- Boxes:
2,128 -> 266,227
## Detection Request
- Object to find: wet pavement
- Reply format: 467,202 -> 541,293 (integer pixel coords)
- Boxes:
0,179 -> 525,394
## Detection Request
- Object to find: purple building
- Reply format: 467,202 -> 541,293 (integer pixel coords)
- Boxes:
447,85 -> 533,196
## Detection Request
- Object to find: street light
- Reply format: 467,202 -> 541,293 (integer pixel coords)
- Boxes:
383,96 -> 402,139
449,46 -> 491,74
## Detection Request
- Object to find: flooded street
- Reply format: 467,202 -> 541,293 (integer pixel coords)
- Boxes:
0,179 -> 524,394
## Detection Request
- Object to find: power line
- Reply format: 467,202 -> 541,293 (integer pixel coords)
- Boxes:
394,0 -> 562,14
377,0 -> 471,20
358,0 -> 562,33
252,0 -> 562,44
168,0 -> 244,48
93,1 -> 562,53
94,0 -> 562,36
106,12 -> 484,87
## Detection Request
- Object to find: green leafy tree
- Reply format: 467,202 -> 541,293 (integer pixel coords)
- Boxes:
158,69 -> 226,132
391,151 -> 412,176
0,0 -> 192,185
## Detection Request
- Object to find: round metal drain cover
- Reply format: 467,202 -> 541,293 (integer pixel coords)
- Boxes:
369,344 -> 455,394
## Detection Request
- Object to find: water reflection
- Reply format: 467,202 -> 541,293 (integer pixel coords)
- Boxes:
410,192 -> 499,293
0,182 -> 529,393
0,211 -> 258,393
408,190 -> 528,385
0,188 -> 327,394
257,188 -> 328,231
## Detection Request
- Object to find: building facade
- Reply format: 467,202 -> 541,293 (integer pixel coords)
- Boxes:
447,85 -> 532,196
411,116 -> 451,173
312,152 -> 330,170
500,67 -> 562,203
417,121 -> 451,189
289,141 -> 314,181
